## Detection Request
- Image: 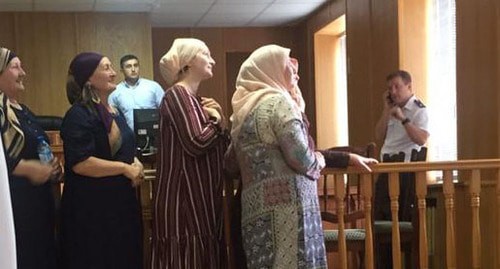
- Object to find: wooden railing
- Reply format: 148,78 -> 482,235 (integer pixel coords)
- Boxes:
321,159 -> 500,269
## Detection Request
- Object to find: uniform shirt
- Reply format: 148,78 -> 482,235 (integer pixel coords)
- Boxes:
108,78 -> 164,130
380,95 -> 429,161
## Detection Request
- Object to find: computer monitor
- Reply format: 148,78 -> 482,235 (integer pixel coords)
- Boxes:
133,109 -> 159,156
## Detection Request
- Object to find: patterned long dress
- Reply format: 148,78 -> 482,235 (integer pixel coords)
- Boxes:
151,85 -> 229,269
232,94 -> 327,269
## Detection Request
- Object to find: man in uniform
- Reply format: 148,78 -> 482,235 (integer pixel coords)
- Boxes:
374,70 -> 429,268
375,70 -> 429,161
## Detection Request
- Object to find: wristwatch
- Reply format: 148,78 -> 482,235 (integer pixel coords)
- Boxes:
401,118 -> 410,125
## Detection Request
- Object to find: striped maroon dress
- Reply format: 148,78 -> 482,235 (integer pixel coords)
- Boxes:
151,85 -> 228,269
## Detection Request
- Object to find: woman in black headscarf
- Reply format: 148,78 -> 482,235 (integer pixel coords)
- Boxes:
60,52 -> 144,269
0,47 -> 61,269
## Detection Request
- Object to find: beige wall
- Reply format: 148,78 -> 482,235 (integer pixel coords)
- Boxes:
0,12 -> 153,117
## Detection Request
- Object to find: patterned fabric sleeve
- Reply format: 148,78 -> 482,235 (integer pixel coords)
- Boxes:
60,105 -> 96,169
0,105 -> 22,173
0,128 -> 21,173
163,85 -> 221,156
272,95 -> 322,180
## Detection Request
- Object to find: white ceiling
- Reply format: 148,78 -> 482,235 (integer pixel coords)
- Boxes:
0,0 -> 329,27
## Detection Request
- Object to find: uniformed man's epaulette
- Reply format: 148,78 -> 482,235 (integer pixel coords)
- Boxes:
414,99 -> 426,108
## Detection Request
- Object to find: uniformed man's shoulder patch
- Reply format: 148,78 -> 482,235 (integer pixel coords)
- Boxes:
414,99 -> 426,108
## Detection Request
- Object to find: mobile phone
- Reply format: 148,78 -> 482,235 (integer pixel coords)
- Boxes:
386,92 -> 394,104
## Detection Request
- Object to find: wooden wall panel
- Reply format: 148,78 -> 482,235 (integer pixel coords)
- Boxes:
347,0 -> 399,147
456,0 -> 499,159
345,0 -> 376,147
0,12 -> 152,117
76,13 -> 153,79
455,1 -> 499,268
15,13 -> 77,117
0,13 -> 16,49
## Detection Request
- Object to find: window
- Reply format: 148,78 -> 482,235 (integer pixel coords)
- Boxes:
335,34 -> 348,146
314,15 -> 348,149
426,0 -> 456,180
426,0 -> 456,162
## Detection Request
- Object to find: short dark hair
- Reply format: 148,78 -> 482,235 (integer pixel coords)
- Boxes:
386,70 -> 412,84
120,54 -> 139,69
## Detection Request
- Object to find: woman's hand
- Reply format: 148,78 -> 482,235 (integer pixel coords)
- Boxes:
123,163 -> 142,187
348,153 -> 379,172
203,106 -> 227,130
314,151 -> 326,170
131,157 -> 145,187
49,157 -> 64,182
201,97 -> 227,129
18,159 -> 55,185
201,97 -> 223,114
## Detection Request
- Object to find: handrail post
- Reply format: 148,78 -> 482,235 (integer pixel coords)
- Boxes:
497,168 -> 500,269
416,171 -> 428,269
443,170 -> 456,269
388,172 -> 401,269
334,174 -> 348,269
362,173 -> 374,269
470,169 -> 481,269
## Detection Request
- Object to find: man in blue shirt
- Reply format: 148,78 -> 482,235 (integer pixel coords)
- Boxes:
109,54 -> 164,130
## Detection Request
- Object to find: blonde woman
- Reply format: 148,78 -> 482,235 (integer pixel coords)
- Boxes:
152,38 -> 229,269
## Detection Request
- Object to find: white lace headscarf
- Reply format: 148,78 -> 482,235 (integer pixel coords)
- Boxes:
159,38 -> 209,87
230,44 -> 304,140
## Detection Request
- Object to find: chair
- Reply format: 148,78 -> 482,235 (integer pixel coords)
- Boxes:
36,115 -> 63,131
320,142 -> 377,268
374,147 -> 427,269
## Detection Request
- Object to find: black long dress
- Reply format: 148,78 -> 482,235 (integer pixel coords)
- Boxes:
2,104 -> 58,269
60,103 -> 142,269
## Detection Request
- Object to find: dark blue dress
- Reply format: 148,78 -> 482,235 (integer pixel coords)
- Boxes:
2,104 -> 57,269
60,103 -> 142,269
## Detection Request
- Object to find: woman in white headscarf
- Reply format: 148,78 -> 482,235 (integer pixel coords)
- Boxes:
152,38 -> 229,269
227,44 -> 376,269
0,47 -> 60,269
